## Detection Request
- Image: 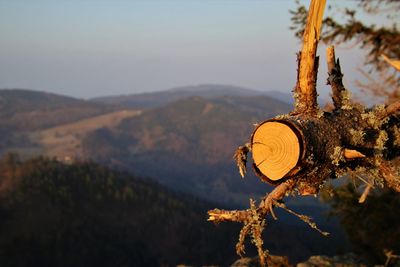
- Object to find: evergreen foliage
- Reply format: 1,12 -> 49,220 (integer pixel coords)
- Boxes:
321,184 -> 400,264
290,0 -> 400,101
0,154 -> 239,266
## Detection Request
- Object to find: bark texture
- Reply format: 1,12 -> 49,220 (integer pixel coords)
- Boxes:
252,104 -> 400,194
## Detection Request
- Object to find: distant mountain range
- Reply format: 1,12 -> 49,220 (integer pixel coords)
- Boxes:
90,84 -> 293,108
0,86 -> 321,208
0,86 -> 350,262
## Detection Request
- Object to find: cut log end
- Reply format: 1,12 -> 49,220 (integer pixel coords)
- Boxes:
251,121 -> 302,181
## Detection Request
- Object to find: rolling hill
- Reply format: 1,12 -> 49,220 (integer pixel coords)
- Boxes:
81,95 -> 292,205
91,84 -> 293,109
0,89 -> 122,157
16,90 -> 324,208
0,88 -> 291,204
1,87 -> 332,210
0,89 -> 118,131
31,109 -> 142,160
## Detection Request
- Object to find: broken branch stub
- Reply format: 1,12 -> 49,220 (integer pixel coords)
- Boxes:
326,45 -> 348,110
294,0 -> 326,114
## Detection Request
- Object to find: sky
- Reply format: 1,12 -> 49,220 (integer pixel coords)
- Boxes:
0,0 -> 368,99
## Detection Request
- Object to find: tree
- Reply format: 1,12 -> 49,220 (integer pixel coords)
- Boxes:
290,0 -> 400,103
207,0 -> 400,266
320,184 -> 400,264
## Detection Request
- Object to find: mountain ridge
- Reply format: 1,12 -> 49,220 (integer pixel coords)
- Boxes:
0,88 -> 119,131
90,84 -> 293,108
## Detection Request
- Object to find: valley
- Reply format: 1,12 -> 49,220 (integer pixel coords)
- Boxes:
0,86 -> 351,263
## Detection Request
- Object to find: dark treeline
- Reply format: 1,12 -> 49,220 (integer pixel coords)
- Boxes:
0,154 -> 239,267
322,183 -> 400,264
0,154 -> 356,266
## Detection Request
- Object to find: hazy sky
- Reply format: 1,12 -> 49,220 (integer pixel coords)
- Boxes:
0,0 -> 367,99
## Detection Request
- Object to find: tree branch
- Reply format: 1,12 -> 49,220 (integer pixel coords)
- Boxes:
208,179 -> 295,223
379,162 -> 400,192
382,54 -> 400,72
326,46 -> 350,110
379,101 -> 400,119
294,0 -> 326,114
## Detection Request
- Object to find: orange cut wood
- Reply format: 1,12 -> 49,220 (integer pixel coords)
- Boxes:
251,121 -> 301,181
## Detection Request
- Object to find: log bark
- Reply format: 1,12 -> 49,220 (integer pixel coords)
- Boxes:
251,103 -> 400,194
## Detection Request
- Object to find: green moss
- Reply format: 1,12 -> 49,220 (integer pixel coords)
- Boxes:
361,112 -> 378,128
374,130 -> 388,151
340,90 -> 353,110
293,92 -> 300,103
305,154 -> 315,165
275,114 -> 290,120
361,105 -> 389,129
367,168 -> 384,188
354,166 -> 367,173
373,104 -> 386,115
330,146 -> 344,166
393,125 -> 400,147
349,129 -> 365,145
316,108 -> 324,118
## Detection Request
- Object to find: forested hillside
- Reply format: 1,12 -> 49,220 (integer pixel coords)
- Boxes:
82,95 -> 291,205
0,154 -> 239,266
0,87 -> 292,205
0,154 -> 349,266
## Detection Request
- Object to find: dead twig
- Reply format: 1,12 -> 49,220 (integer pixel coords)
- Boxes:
208,179 -> 328,265
208,180 -> 295,223
273,200 -> 329,236
233,143 -> 250,178
358,184 -> 373,204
